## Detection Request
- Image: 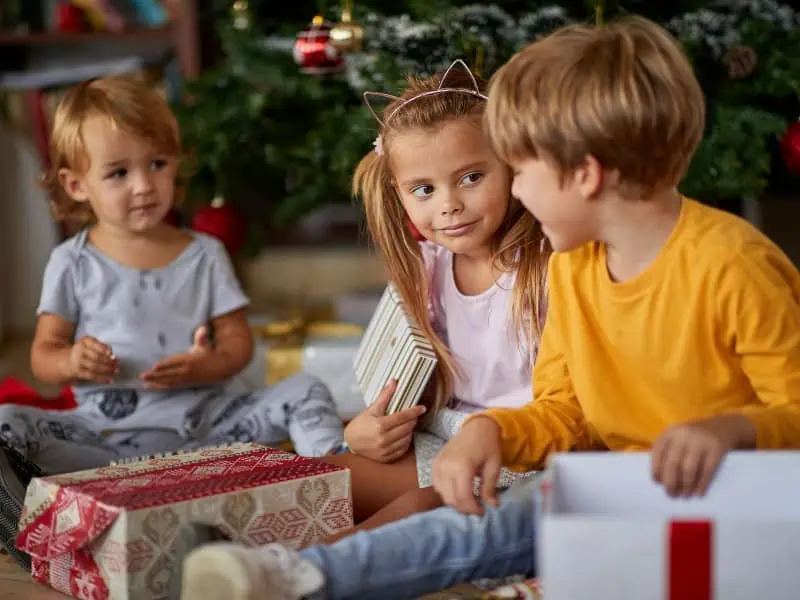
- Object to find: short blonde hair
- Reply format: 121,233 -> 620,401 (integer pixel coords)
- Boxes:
43,74 -> 184,222
486,16 -> 705,196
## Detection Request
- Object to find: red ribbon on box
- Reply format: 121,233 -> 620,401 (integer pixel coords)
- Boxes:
669,520 -> 712,600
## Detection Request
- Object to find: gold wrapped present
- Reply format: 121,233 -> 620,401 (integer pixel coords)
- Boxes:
253,318 -> 364,385
248,313 -> 365,420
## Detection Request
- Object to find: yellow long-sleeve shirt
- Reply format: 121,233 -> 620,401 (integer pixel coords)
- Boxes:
485,198 -> 800,471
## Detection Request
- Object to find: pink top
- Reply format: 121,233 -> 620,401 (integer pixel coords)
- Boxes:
422,243 -> 535,412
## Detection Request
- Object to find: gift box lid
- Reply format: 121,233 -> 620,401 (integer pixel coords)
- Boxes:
539,451 -> 800,519
16,443 -> 345,560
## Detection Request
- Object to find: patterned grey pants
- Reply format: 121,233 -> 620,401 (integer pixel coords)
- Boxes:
0,374 -> 343,475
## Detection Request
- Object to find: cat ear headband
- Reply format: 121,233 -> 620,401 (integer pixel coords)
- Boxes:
363,58 -> 488,156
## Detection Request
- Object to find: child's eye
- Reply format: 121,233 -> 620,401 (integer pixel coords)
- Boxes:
105,168 -> 127,180
411,185 -> 434,199
461,172 -> 483,185
151,158 -> 168,170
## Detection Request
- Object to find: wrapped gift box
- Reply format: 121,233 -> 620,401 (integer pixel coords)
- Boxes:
16,443 -> 352,600
354,284 -> 436,415
245,315 -> 366,420
538,452 -> 800,600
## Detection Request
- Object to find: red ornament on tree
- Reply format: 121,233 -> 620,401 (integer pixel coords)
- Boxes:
57,4 -> 86,32
293,15 -> 345,75
780,120 -> 800,176
192,197 -> 246,256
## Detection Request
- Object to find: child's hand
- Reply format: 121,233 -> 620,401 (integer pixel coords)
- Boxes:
140,350 -> 209,390
652,414 -> 756,497
68,336 -> 118,383
345,380 -> 427,463
140,327 -> 214,389
432,416 -> 503,515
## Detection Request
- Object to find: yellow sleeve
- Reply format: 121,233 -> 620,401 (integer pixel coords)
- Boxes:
719,243 -> 800,448
478,263 -> 596,471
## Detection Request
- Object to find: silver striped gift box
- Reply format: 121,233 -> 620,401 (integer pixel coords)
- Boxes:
353,284 -> 437,415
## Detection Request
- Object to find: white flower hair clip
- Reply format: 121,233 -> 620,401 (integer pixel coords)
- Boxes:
372,134 -> 384,156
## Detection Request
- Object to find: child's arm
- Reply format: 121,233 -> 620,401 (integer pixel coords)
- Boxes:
717,246 -> 800,447
31,244 -> 117,386
31,314 -> 117,385
480,328 -> 593,471
652,246 -> 800,498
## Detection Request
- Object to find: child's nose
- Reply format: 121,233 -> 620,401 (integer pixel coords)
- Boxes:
440,190 -> 464,215
132,171 -> 155,195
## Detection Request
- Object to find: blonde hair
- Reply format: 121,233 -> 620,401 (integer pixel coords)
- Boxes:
354,68 -> 550,414
42,74 -> 184,223
486,15 -> 705,196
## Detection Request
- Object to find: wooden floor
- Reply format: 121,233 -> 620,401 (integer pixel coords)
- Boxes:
0,554 -> 64,599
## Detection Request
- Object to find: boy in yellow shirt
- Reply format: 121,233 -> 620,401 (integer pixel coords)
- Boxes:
181,16 -> 800,600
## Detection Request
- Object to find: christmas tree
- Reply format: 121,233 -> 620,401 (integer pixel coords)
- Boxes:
175,1 -> 800,254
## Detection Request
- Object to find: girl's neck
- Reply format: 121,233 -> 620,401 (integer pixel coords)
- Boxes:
89,222 -> 191,271
452,247 -> 497,296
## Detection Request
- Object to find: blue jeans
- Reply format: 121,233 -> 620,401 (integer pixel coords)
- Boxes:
301,477 -> 538,600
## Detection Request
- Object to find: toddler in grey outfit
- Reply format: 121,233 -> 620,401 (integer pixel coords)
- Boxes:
0,230 -> 344,474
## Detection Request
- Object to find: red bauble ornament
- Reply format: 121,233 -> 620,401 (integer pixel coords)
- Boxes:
780,120 -> 800,176
192,198 -> 246,256
57,4 -> 86,32
293,15 -> 345,75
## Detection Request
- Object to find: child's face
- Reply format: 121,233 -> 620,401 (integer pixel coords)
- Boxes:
390,119 -> 510,258
59,116 -> 177,234
509,156 -> 601,252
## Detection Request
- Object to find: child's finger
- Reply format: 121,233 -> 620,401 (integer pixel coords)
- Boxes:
661,442 -> 688,497
79,360 -> 115,383
383,434 -> 413,460
83,345 -> 116,368
381,405 -> 426,431
147,355 -> 186,374
84,337 -> 113,357
679,446 -> 704,497
650,433 -> 670,483
191,326 -> 211,351
454,472 -> 482,515
368,380 -> 397,416
381,418 -> 418,445
694,449 -> 722,496
480,455 -> 502,509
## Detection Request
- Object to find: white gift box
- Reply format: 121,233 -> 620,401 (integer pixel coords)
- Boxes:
242,315 -> 365,420
538,452 -> 800,600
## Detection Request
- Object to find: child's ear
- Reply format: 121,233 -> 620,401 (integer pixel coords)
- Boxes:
58,168 -> 90,202
574,155 -> 605,199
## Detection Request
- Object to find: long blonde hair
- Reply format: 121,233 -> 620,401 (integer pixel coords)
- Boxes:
354,67 -> 550,413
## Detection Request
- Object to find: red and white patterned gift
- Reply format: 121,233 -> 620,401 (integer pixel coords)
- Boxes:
16,443 -> 352,600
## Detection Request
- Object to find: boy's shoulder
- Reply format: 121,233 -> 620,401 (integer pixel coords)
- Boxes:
551,198 -> 792,279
